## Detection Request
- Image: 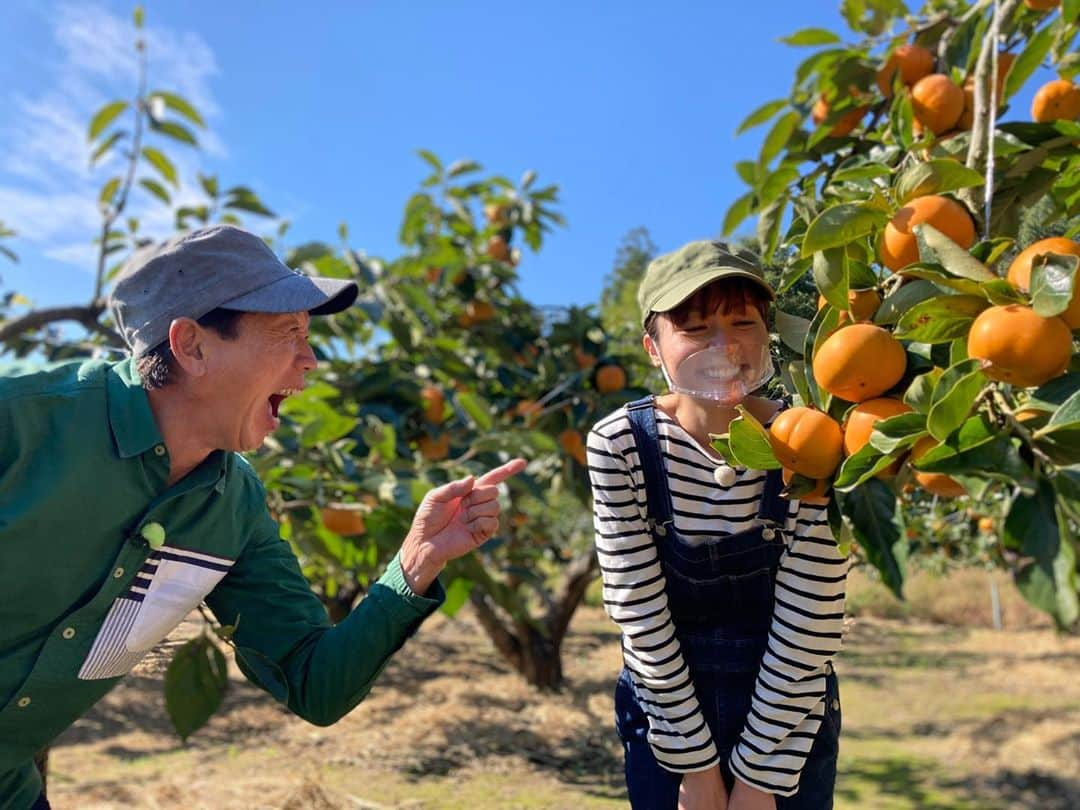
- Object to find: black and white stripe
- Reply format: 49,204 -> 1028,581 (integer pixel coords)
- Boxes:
78,544 -> 234,681
588,405 -> 849,793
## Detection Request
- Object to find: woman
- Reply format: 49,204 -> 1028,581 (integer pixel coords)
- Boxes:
587,240 -> 848,809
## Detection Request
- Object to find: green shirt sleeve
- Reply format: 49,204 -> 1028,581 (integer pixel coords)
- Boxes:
205,503 -> 445,727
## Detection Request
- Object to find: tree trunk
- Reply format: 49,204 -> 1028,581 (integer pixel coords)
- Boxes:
468,550 -> 599,690
33,747 -> 48,796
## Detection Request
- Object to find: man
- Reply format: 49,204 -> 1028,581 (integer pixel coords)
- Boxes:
0,226 -> 525,809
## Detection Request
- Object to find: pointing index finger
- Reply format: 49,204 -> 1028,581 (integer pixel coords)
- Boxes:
475,458 -> 527,487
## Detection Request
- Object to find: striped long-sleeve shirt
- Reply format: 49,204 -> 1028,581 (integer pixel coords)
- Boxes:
588,403 -> 849,796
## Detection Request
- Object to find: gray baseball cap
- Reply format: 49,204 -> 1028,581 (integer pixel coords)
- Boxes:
110,225 -> 358,357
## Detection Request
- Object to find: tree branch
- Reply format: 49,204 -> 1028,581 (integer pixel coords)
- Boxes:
961,0 -> 1023,232
95,29 -> 148,300
0,301 -> 122,346
546,549 -> 599,643
469,589 -> 522,670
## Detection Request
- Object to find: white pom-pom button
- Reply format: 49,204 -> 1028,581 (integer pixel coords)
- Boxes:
713,465 -> 737,487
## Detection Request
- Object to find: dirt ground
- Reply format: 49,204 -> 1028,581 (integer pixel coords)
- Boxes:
46,602 -> 1080,810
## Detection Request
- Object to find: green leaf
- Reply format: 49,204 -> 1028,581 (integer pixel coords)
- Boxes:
1029,252 -> 1079,319
165,635 -> 228,741
728,406 -> 781,470
1004,22 -> 1056,101
778,256 -> 813,294
150,91 -> 206,128
722,192 -> 755,236
98,176 -> 122,207
873,279 -> 941,325
840,480 -> 907,597
440,577 -> 474,617
802,203 -> 890,257
736,99 -> 789,135
916,433 -> 1036,492
982,278 -> 1028,306
1029,373 -> 1080,411
894,160 -> 984,204
785,360 -> 813,406
779,27 -> 842,46
735,161 -> 758,184
926,358 -> 986,441
903,368 -> 943,414
868,412 -> 927,453
90,130 -> 126,165
447,159 -> 481,178
775,310 -> 811,353
142,147 -> 179,187
757,196 -> 786,262
834,442 -> 899,491
150,119 -> 198,147
139,177 -> 171,205
198,173 -> 219,199
829,163 -> 893,185
709,433 -> 742,467
456,391 -> 494,431
889,91 -> 915,149
1046,387 -> 1080,431
225,192 -> 275,217
813,248 -> 849,309
88,100 -> 128,141
896,265 -> 986,297
759,111 -> 802,167
894,294 -> 988,343
1004,481 -> 1079,628
417,149 -> 442,174
913,223 -> 994,281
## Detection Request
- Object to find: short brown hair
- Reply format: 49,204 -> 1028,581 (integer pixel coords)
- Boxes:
644,276 -> 771,340
137,309 -> 246,389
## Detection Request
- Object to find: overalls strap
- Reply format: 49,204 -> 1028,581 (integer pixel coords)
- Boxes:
757,468 -> 790,527
624,397 -> 675,537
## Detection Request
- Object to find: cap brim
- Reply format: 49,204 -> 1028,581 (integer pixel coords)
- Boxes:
218,274 -> 358,316
650,269 -> 775,314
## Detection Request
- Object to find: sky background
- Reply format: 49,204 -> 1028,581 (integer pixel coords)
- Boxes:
0,1 -> 1058,314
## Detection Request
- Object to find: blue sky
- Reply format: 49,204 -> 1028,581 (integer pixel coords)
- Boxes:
0,1 -> 1057,314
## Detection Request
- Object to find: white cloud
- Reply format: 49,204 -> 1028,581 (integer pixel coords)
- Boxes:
0,2 -> 227,273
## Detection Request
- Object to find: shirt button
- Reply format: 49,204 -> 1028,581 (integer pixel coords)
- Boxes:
831,699 -> 840,711
16,697 -> 31,708
113,567 -> 125,578
153,444 -> 166,456
62,627 -> 76,640
762,527 -> 776,541
713,465 -> 737,487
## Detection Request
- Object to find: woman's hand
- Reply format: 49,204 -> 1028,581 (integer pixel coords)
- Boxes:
678,765 -> 728,810
727,779 -> 776,810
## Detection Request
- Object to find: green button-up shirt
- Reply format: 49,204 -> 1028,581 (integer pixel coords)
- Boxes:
0,358 -> 444,809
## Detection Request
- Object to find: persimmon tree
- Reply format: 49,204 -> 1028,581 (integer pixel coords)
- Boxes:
718,0 -> 1079,628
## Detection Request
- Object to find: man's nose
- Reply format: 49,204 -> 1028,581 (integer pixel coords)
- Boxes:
298,340 -> 317,371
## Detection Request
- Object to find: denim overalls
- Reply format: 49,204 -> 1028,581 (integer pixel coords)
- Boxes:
614,397 -> 840,809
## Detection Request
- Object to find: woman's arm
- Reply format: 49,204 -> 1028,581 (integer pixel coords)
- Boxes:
728,500 -> 848,796
588,414 -> 720,773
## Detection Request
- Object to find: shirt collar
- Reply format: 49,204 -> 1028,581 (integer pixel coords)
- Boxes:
107,358 -> 234,487
107,357 -> 164,459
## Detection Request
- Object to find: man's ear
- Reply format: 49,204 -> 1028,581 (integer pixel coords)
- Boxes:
168,317 -> 207,378
642,332 -> 662,368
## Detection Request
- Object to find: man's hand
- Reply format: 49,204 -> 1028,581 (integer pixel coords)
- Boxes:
678,765 -> 728,810
399,458 -> 527,594
728,779 -> 776,810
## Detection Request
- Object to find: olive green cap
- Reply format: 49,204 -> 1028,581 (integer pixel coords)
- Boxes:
637,240 -> 774,327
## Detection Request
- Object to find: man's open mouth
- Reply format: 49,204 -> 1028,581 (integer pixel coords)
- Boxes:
269,388 -> 299,418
